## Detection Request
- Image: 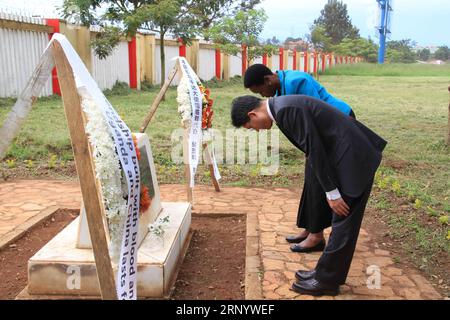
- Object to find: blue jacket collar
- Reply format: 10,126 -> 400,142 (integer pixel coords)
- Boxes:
276,70 -> 285,96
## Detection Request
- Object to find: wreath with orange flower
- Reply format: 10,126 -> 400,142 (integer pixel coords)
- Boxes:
198,85 -> 214,131
132,134 -> 152,214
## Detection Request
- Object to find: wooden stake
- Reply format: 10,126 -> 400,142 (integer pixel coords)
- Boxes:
140,63 -> 179,133
184,163 -> 194,204
52,41 -> 117,300
203,143 -> 220,192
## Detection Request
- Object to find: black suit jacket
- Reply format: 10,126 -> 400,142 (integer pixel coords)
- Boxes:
268,95 -> 387,198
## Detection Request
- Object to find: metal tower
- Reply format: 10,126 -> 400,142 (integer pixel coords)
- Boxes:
377,0 -> 393,64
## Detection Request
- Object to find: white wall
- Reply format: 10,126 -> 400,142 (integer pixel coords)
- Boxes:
229,53 -> 242,77
288,54 -> 294,70
0,28 -> 52,97
271,54 -> 280,71
91,41 -> 130,90
252,57 -> 263,65
299,54 -> 304,71
310,56 -> 315,73
155,44 -> 179,86
198,48 -> 216,81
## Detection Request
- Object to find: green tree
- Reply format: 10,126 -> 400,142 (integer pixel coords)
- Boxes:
386,39 -> 416,63
191,0 -> 262,36
310,25 -> 332,52
312,0 -> 359,46
332,37 -> 378,63
434,45 -> 450,61
60,0 -> 261,85
417,48 -> 431,61
206,9 -> 276,67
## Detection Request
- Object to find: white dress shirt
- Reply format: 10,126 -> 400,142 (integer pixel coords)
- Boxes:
266,99 -> 275,122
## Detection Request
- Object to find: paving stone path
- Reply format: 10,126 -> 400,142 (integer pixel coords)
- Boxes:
0,180 -> 442,300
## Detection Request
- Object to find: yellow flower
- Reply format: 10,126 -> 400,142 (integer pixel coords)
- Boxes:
414,199 -> 422,209
6,159 -> 16,168
439,215 -> 449,225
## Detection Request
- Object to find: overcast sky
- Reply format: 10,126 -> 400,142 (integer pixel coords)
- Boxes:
258,0 -> 450,47
0,0 -> 448,47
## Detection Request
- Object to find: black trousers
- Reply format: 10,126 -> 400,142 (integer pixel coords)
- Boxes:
297,159 -> 332,233
296,110 -> 356,234
314,179 -> 374,286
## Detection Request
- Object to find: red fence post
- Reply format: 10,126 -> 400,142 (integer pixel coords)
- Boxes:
304,52 -> 308,72
262,53 -> 268,66
45,19 -> 61,95
321,53 -> 326,73
178,38 -> 186,57
279,47 -> 284,70
128,36 -> 137,89
215,48 -> 221,79
293,50 -> 297,70
241,44 -> 247,75
313,52 -> 317,75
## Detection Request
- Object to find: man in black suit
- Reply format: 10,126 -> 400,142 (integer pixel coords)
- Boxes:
231,95 -> 387,296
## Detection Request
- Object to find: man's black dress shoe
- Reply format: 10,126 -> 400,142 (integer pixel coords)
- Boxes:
285,235 -> 308,244
291,278 -> 340,296
290,240 -> 325,253
295,269 -> 316,281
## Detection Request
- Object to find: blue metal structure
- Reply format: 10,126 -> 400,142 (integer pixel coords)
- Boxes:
377,0 -> 393,64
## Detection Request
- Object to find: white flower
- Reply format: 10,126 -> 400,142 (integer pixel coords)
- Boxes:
177,77 -> 192,125
148,215 -> 170,238
78,87 -> 127,263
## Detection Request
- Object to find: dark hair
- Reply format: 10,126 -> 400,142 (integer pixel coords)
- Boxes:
243,64 -> 273,88
231,95 -> 263,127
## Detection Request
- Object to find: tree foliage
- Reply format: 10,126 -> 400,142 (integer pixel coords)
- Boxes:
206,9 -> 277,65
311,0 -> 359,51
434,45 -> 450,61
386,39 -> 417,63
416,48 -> 431,61
310,25 -> 332,52
60,0 -> 262,84
332,37 -> 378,63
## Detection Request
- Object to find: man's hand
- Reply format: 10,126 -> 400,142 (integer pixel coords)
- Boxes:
327,198 -> 350,217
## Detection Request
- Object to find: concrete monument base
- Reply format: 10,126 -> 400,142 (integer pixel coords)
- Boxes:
20,202 -> 191,299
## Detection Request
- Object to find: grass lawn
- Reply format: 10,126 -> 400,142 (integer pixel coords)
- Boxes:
1,66 -> 449,291
323,62 -> 450,77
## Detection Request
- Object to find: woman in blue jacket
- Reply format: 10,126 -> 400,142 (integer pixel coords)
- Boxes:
244,64 -> 355,253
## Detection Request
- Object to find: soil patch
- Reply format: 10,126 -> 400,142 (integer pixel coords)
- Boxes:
171,214 -> 246,300
0,209 -> 79,299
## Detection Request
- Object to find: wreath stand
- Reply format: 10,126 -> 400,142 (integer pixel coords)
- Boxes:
139,60 -> 221,206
